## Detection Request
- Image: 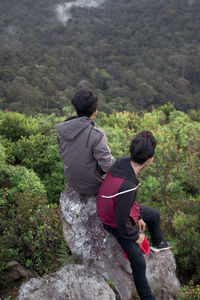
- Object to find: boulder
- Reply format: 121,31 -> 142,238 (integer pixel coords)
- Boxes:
16,264 -> 116,300
59,185 -> 180,300
146,251 -> 180,299
17,185 -> 180,300
2,261 -> 38,286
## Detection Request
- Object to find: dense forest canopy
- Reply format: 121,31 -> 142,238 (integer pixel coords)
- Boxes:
0,0 -> 200,114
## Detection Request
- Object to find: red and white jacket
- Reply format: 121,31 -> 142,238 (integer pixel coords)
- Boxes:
97,157 -> 142,242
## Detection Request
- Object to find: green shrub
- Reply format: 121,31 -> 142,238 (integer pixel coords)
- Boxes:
178,282 -> 200,300
103,126 -> 131,159
43,161 -> 65,203
0,111 -> 38,141
0,164 -> 46,202
0,142 -> 6,163
8,133 -> 51,174
159,103 -> 175,121
0,161 -> 61,282
96,110 -> 141,131
172,198 -> 200,282
0,192 -> 63,286
0,112 -> 65,204
10,134 -> 65,203
0,150 -> 65,286
188,109 -> 200,122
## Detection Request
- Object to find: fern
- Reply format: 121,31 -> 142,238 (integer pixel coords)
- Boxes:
56,241 -> 76,267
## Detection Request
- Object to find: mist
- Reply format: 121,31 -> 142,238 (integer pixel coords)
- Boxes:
55,0 -> 106,24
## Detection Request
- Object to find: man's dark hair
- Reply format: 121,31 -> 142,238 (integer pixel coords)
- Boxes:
129,131 -> 157,165
71,88 -> 98,117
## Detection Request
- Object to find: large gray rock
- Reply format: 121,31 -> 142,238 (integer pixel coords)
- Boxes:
146,251 -> 180,299
17,185 -> 180,300
59,185 -> 180,300
16,264 -> 116,300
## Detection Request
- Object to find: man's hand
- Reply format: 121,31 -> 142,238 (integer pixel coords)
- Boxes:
136,233 -> 145,246
137,219 -> 146,233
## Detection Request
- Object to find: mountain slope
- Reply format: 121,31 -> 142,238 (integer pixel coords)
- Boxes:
0,0 -> 200,114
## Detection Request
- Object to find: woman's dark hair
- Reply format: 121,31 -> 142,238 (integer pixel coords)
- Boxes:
71,88 -> 98,117
129,131 -> 157,165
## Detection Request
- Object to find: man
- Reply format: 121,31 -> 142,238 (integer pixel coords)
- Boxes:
97,131 -> 170,300
56,88 -> 114,196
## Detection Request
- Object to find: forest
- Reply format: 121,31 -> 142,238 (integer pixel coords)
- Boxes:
0,0 -> 200,115
0,106 -> 200,298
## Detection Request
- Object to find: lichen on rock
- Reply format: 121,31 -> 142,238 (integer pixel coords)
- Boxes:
16,264 -> 116,300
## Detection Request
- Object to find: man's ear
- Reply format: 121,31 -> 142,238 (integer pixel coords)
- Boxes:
144,156 -> 154,167
147,156 -> 154,165
90,110 -> 98,119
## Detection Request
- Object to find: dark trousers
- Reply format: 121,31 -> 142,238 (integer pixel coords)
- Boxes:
103,205 -> 163,300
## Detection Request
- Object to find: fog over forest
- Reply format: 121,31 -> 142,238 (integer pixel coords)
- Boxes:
0,0 -> 200,114
55,0 -> 106,23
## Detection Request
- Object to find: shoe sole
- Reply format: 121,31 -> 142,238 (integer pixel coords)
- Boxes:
150,246 -> 171,253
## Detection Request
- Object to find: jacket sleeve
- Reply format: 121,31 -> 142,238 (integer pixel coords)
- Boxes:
93,133 -> 114,174
114,183 -> 139,242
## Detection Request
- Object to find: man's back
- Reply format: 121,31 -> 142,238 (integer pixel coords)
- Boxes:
56,116 -> 113,196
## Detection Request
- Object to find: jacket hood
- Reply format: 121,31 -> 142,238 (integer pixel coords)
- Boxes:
110,156 -> 139,184
56,116 -> 93,141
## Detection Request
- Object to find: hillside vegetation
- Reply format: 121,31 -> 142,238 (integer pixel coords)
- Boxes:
0,106 -> 199,299
0,0 -> 200,114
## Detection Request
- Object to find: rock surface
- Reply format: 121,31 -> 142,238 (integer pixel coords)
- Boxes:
59,185 -> 180,300
2,261 -> 38,286
16,264 -> 116,300
145,251 -> 180,299
17,185 -> 180,300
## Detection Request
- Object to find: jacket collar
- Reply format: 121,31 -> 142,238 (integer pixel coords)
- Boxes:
65,115 -> 95,126
110,156 -> 139,184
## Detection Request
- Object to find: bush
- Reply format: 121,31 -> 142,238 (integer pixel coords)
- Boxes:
0,142 -> 6,163
0,111 -> 38,142
0,134 -> 65,287
178,282 -> 200,300
133,109 -> 200,282
0,112 -> 66,204
0,164 -> 46,201
0,162 -> 64,287
172,199 -> 200,282
0,192 -> 63,285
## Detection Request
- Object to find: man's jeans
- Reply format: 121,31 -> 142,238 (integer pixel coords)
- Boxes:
103,205 -> 163,300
